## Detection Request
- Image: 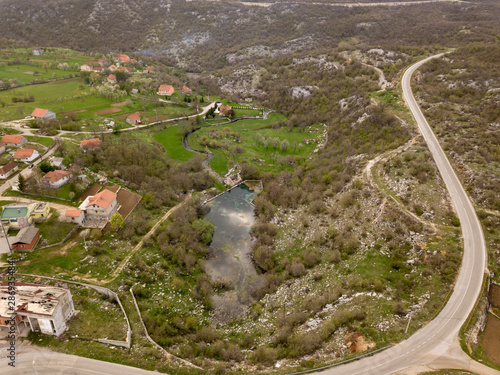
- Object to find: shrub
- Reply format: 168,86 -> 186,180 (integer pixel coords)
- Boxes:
289,258 -> 306,277
250,346 -> 279,366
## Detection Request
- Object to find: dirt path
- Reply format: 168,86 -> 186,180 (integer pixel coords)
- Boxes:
76,193 -> 192,285
363,136 -> 437,234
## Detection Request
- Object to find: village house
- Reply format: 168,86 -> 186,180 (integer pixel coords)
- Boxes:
98,59 -> 107,66
109,64 -> 117,71
80,138 -> 101,152
144,66 -> 155,73
11,226 -> 40,252
0,282 -> 75,337
0,162 -> 18,179
219,104 -> 232,116
80,64 -> 93,72
67,189 -> 119,228
1,134 -> 27,147
107,74 -> 117,84
116,54 -> 130,64
182,85 -> 192,95
93,66 -> 103,73
126,113 -> 141,125
42,170 -> 71,188
65,210 -> 84,225
158,84 -> 175,96
0,203 -> 49,230
31,108 -> 57,122
50,157 -> 64,169
13,148 -> 39,163
32,47 -> 44,56
0,142 -> 5,155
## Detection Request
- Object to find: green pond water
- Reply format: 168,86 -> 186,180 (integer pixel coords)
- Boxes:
204,184 -> 264,323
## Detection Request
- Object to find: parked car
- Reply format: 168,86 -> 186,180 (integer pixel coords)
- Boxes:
28,164 -> 34,169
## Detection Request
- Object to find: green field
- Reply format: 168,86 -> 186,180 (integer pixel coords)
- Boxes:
0,64 -> 76,83
152,125 -> 194,161
188,113 -> 323,175
26,135 -> 54,147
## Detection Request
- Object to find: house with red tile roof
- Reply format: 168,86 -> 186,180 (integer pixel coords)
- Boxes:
31,108 -> 56,122
41,170 -> 71,188
116,54 -> 130,64
72,188 -> 119,228
182,85 -> 192,95
126,113 -> 141,125
107,74 -> 117,84
98,59 -> 107,66
219,104 -> 232,116
0,162 -> 18,179
65,210 -> 84,225
1,134 -> 27,147
145,66 -> 155,73
158,84 -> 175,96
13,148 -> 39,162
80,138 -> 101,152
109,64 -> 117,71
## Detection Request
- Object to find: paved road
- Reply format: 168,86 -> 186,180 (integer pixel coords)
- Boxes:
315,54 -> 495,374
0,341 -> 161,374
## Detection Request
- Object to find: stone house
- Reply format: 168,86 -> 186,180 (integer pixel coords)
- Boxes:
1,134 -> 27,147
41,170 -> 71,188
80,138 -> 101,152
31,108 -> 57,122
126,113 -> 141,125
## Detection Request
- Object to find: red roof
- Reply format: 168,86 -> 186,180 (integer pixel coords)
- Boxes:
117,54 -> 130,63
158,84 -> 174,95
107,74 -> 116,80
182,85 -> 192,94
65,210 -> 82,217
80,138 -> 101,150
13,148 -> 35,159
146,66 -> 154,71
87,189 -> 116,209
43,170 -> 71,183
127,113 -> 141,121
1,134 -> 25,144
0,162 -> 17,175
31,108 -> 49,118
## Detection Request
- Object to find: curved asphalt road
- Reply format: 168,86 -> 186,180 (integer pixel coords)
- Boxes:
315,54 -> 495,374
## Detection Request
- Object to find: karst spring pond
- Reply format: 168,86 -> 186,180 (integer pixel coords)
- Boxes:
204,182 -> 264,323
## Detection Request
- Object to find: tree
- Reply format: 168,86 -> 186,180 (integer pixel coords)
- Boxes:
192,219 -> 214,245
280,139 -> 289,152
110,212 -> 125,230
39,160 -> 56,173
18,174 -> 25,192
272,137 -> 280,150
